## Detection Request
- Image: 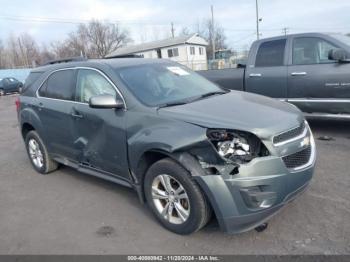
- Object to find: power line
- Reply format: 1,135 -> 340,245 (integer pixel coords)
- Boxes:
0,14 -> 348,32
0,14 -> 180,26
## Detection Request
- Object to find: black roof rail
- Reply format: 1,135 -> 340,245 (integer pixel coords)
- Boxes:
42,56 -> 87,66
104,54 -> 143,59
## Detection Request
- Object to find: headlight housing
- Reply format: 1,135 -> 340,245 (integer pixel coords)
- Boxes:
207,129 -> 269,164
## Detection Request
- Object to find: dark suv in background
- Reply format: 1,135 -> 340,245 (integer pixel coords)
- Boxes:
17,58 -> 316,234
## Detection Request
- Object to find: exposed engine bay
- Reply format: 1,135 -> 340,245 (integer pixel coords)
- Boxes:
207,129 -> 269,164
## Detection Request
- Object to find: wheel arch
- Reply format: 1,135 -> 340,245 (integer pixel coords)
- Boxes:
134,149 -> 207,203
21,122 -> 36,140
20,107 -> 46,142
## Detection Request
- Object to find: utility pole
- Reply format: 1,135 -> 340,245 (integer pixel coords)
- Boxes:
171,22 -> 175,38
282,27 -> 289,36
255,0 -> 260,40
211,5 -> 215,60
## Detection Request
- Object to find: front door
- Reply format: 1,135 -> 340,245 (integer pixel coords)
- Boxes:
71,68 -> 129,179
287,36 -> 350,114
245,39 -> 288,98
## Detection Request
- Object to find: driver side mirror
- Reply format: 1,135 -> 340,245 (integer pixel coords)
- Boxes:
328,48 -> 348,62
89,94 -> 124,109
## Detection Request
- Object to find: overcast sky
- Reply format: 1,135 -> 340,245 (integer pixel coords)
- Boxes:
1,0 -> 350,50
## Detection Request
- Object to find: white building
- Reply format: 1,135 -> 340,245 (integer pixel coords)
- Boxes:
107,34 -> 208,71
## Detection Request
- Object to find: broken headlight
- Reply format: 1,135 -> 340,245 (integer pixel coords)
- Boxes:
207,129 -> 269,164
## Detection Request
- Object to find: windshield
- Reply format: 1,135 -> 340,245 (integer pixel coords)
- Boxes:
116,63 -> 224,107
331,34 -> 350,47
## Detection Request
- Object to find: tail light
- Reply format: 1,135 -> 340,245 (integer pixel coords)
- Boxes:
15,97 -> 20,113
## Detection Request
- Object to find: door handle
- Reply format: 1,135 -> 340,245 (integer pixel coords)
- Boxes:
71,112 -> 83,119
71,106 -> 84,119
249,73 -> 262,77
70,109 -> 83,118
291,72 -> 307,76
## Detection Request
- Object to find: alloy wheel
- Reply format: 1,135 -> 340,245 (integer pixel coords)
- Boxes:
28,139 -> 44,169
151,174 -> 190,224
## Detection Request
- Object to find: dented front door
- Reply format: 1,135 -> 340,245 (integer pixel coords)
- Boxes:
71,103 -> 129,178
72,68 -> 129,179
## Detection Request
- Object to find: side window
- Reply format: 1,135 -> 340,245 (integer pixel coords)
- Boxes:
190,46 -> 195,55
167,48 -> 179,58
40,69 -> 75,100
293,37 -> 338,65
199,47 -> 204,55
255,39 -> 286,67
167,49 -> 173,58
75,69 -> 117,103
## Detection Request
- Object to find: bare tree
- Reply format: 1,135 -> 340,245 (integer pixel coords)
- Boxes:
0,33 -> 41,68
0,40 -> 5,69
38,44 -> 55,64
0,19 -> 132,68
200,19 -> 227,59
77,20 -> 131,58
179,27 -> 191,36
17,33 -> 41,67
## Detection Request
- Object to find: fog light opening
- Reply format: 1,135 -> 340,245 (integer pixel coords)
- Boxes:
205,167 -> 218,175
230,166 -> 239,176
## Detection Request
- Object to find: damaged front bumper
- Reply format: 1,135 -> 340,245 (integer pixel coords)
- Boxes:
193,126 -> 316,234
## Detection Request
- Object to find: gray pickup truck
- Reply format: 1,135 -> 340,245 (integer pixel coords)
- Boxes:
199,33 -> 350,117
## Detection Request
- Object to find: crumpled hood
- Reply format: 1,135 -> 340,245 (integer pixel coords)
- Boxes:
158,91 -> 304,139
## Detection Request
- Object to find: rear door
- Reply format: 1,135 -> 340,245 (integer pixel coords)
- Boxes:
36,69 -> 78,160
71,68 -> 129,178
287,36 -> 350,114
245,39 -> 288,98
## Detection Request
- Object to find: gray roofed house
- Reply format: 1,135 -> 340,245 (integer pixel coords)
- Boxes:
107,34 -> 209,71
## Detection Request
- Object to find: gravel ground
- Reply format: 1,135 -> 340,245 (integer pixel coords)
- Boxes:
0,94 -> 349,255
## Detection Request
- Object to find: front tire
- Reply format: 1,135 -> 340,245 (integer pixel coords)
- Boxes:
0,89 -> 4,96
25,130 -> 58,174
144,158 -> 211,235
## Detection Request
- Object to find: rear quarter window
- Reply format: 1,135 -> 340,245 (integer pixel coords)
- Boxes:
21,72 -> 44,96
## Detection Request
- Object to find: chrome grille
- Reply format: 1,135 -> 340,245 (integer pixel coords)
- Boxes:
282,146 -> 312,169
273,122 -> 305,145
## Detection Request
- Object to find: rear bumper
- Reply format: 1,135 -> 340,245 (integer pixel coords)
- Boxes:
195,127 -> 316,234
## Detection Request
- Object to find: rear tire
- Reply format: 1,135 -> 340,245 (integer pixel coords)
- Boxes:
25,130 -> 58,174
144,158 -> 211,235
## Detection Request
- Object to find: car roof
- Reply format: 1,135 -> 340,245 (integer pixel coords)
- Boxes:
30,58 -> 172,73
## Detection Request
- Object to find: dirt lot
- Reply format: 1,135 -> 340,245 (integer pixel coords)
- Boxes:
0,94 -> 349,255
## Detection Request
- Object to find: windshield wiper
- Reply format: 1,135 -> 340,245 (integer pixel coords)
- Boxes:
189,90 -> 228,102
157,101 -> 189,109
157,90 -> 228,109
